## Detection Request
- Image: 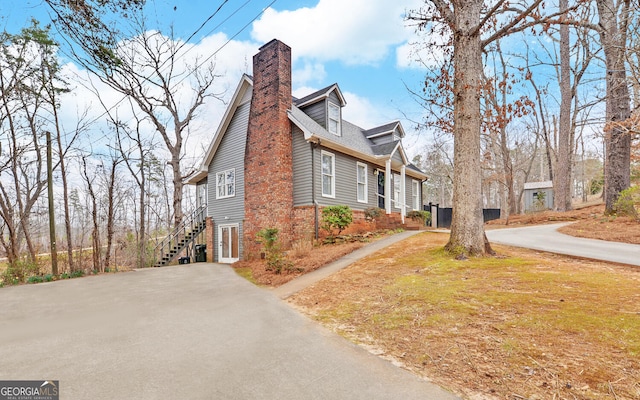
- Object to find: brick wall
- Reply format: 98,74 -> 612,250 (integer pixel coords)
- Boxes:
292,206 -> 316,244
205,217 -> 214,263
243,39 -> 294,259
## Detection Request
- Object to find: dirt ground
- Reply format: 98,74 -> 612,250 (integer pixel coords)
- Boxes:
233,234 -> 384,286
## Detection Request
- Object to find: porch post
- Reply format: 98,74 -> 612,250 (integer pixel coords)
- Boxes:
385,159 -> 391,214
400,164 -> 406,224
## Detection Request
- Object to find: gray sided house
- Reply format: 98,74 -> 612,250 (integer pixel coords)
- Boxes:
187,39 -> 427,263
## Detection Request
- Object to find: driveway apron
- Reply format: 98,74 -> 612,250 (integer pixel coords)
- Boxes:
0,264 -> 458,400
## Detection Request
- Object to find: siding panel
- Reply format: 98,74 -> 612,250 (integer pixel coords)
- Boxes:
292,126 -> 313,206
207,102 -> 249,260
315,146 -> 392,211
301,101 -> 326,128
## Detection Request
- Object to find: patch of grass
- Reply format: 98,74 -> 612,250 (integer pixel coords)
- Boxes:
233,267 -> 257,285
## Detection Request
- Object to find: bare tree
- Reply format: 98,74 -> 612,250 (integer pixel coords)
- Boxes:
408,1 -> 567,255
46,2 -> 223,228
102,151 -> 124,271
80,154 -> 101,272
0,23 -> 59,266
482,41 -> 535,218
113,105 -> 153,269
595,0 -> 633,213
556,0 -> 574,211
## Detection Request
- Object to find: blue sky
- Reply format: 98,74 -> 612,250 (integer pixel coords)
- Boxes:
1,0 -> 431,160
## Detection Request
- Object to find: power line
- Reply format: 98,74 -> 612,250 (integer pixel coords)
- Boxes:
60,0 -> 277,144
171,0 -> 277,88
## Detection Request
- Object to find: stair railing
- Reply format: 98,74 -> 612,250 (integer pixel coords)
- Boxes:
153,205 -> 207,267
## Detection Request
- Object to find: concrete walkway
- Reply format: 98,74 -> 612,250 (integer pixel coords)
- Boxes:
486,223 -> 640,267
273,230 -> 423,299
0,260 -> 458,399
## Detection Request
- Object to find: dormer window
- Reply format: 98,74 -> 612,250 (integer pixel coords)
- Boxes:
328,102 -> 341,136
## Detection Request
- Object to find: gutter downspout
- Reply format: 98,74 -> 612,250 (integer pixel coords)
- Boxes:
311,141 -> 319,239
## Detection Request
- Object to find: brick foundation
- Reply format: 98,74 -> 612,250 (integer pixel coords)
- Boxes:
292,206 -> 316,244
206,217 -> 214,263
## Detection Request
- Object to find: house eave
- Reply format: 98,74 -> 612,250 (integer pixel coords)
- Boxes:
185,74 -> 253,185
295,83 -> 347,108
306,134 -> 427,179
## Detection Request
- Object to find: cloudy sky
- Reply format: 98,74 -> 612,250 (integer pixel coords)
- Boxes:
1,0 -> 432,162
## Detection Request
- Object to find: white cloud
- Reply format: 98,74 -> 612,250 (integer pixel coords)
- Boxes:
341,91 -> 393,129
293,62 -> 326,86
54,32 -> 261,165
251,0 -> 422,66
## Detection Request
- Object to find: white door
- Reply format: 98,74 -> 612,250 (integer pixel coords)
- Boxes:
218,224 -> 239,263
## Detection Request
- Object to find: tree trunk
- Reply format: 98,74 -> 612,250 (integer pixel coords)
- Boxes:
170,151 -> 183,228
54,109 -> 74,271
555,0 -> 574,211
597,0 -> 632,213
104,160 -> 118,271
445,0 -> 489,256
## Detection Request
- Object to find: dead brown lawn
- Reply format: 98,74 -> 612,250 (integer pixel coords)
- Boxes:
288,233 -> 640,400
235,206 -> 640,399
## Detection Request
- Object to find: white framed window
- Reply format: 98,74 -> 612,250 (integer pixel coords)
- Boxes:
393,173 -> 401,209
216,168 -> 235,199
321,151 -> 335,198
412,180 -> 420,211
328,102 -> 341,136
356,162 -> 368,203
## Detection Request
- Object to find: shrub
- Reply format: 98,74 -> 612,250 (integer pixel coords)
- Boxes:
70,270 -> 85,278
364,207 -> 382,222
534,191 -> 547,211
407,210 -> 431,225
256,228 -> 296,274
613,186 -> 639,219
27,275 -> 43,284
321,205 -> 353,236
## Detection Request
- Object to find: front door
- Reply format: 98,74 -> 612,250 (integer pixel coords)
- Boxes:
377,171 -> 385,209
218,224 -> 239,263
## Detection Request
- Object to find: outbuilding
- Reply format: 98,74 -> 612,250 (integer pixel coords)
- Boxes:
523,181 -> 554,212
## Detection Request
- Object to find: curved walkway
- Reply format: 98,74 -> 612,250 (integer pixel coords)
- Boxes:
486,223 -> 640,267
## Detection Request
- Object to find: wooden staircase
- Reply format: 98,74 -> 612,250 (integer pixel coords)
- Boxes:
153,206 -> 207,267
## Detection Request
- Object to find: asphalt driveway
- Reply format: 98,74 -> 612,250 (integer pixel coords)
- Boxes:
486,223 -> 640,267
0,263 -> 458,400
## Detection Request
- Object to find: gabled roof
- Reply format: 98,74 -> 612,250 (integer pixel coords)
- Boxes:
363,121 -> 405,139
185,74 -> 253,184
371,141 -> 400,156
288,105 -> 426,179
524,181 -> 553,190
294,83 -> 347,108
187,75 -> 427,184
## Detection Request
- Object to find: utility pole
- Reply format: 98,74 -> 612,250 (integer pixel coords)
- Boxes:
47,130 -> 58,275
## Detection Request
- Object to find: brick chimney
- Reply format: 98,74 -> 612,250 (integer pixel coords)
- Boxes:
243,39 -> 294,258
